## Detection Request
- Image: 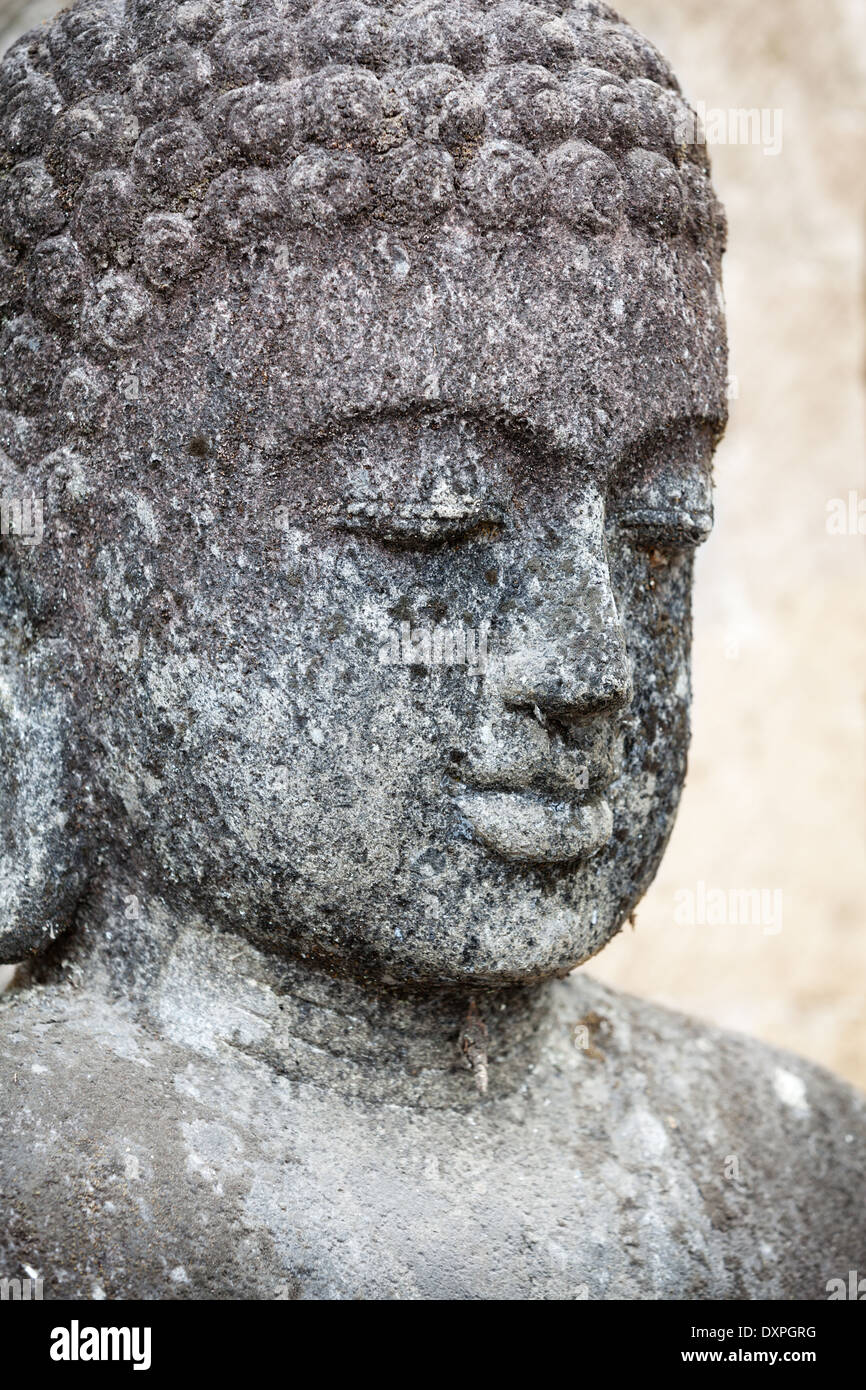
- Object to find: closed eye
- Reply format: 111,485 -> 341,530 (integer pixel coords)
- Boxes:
617,503 -> 713,553
609,418 -> 718,555
330,497 -> 505,550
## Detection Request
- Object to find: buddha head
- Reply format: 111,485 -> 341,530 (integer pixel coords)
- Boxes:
0,0 -> 726,988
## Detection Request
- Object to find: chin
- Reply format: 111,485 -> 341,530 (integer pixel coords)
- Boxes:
349,869 -> 627,989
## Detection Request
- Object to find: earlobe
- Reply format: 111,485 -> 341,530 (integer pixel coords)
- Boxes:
0,608 -> 91,963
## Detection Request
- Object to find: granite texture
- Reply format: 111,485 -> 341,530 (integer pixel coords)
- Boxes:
0,0 -> 726,981
3,946 -> 864,1300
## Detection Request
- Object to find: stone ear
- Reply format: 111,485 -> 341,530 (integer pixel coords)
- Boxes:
0,625 -> 91,963
0,464 -> 91,962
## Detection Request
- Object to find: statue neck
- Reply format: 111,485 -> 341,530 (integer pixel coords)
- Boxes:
28,885 -> 558,1110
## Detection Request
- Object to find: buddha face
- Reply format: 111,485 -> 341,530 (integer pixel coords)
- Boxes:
33,216 -> 723,988
0,0 -> 728,981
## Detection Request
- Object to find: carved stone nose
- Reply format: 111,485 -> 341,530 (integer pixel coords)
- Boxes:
499,632 -> 633,721
496,538 -> 634,718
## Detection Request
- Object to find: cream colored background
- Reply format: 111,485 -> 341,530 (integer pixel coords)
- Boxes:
2,1 -> 864,1087
592,0 -> 866,1090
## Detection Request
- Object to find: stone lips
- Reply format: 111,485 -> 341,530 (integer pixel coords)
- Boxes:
0,1 -> 724,382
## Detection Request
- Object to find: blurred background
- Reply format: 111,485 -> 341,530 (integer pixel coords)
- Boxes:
591,0 -> 866,1093
1,0 -> 864,1088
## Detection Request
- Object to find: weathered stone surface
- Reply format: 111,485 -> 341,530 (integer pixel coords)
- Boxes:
0,0 -> 726,980
3,945 -> 864,1300
0,0 -> 862,1300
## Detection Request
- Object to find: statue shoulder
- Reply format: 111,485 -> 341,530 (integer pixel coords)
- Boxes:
544,973 -> 865,1295
0,981 -> 276,1299
554,972 -> 866,1148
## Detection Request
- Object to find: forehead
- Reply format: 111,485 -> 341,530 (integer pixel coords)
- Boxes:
141,221 -> 726,469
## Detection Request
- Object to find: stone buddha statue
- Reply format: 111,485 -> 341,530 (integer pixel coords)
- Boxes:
1,0 -> 863,1299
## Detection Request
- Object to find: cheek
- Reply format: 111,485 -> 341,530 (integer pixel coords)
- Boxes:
609,547 -> 694,829
191,601 -> 452,866
610,540 -> 694,684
